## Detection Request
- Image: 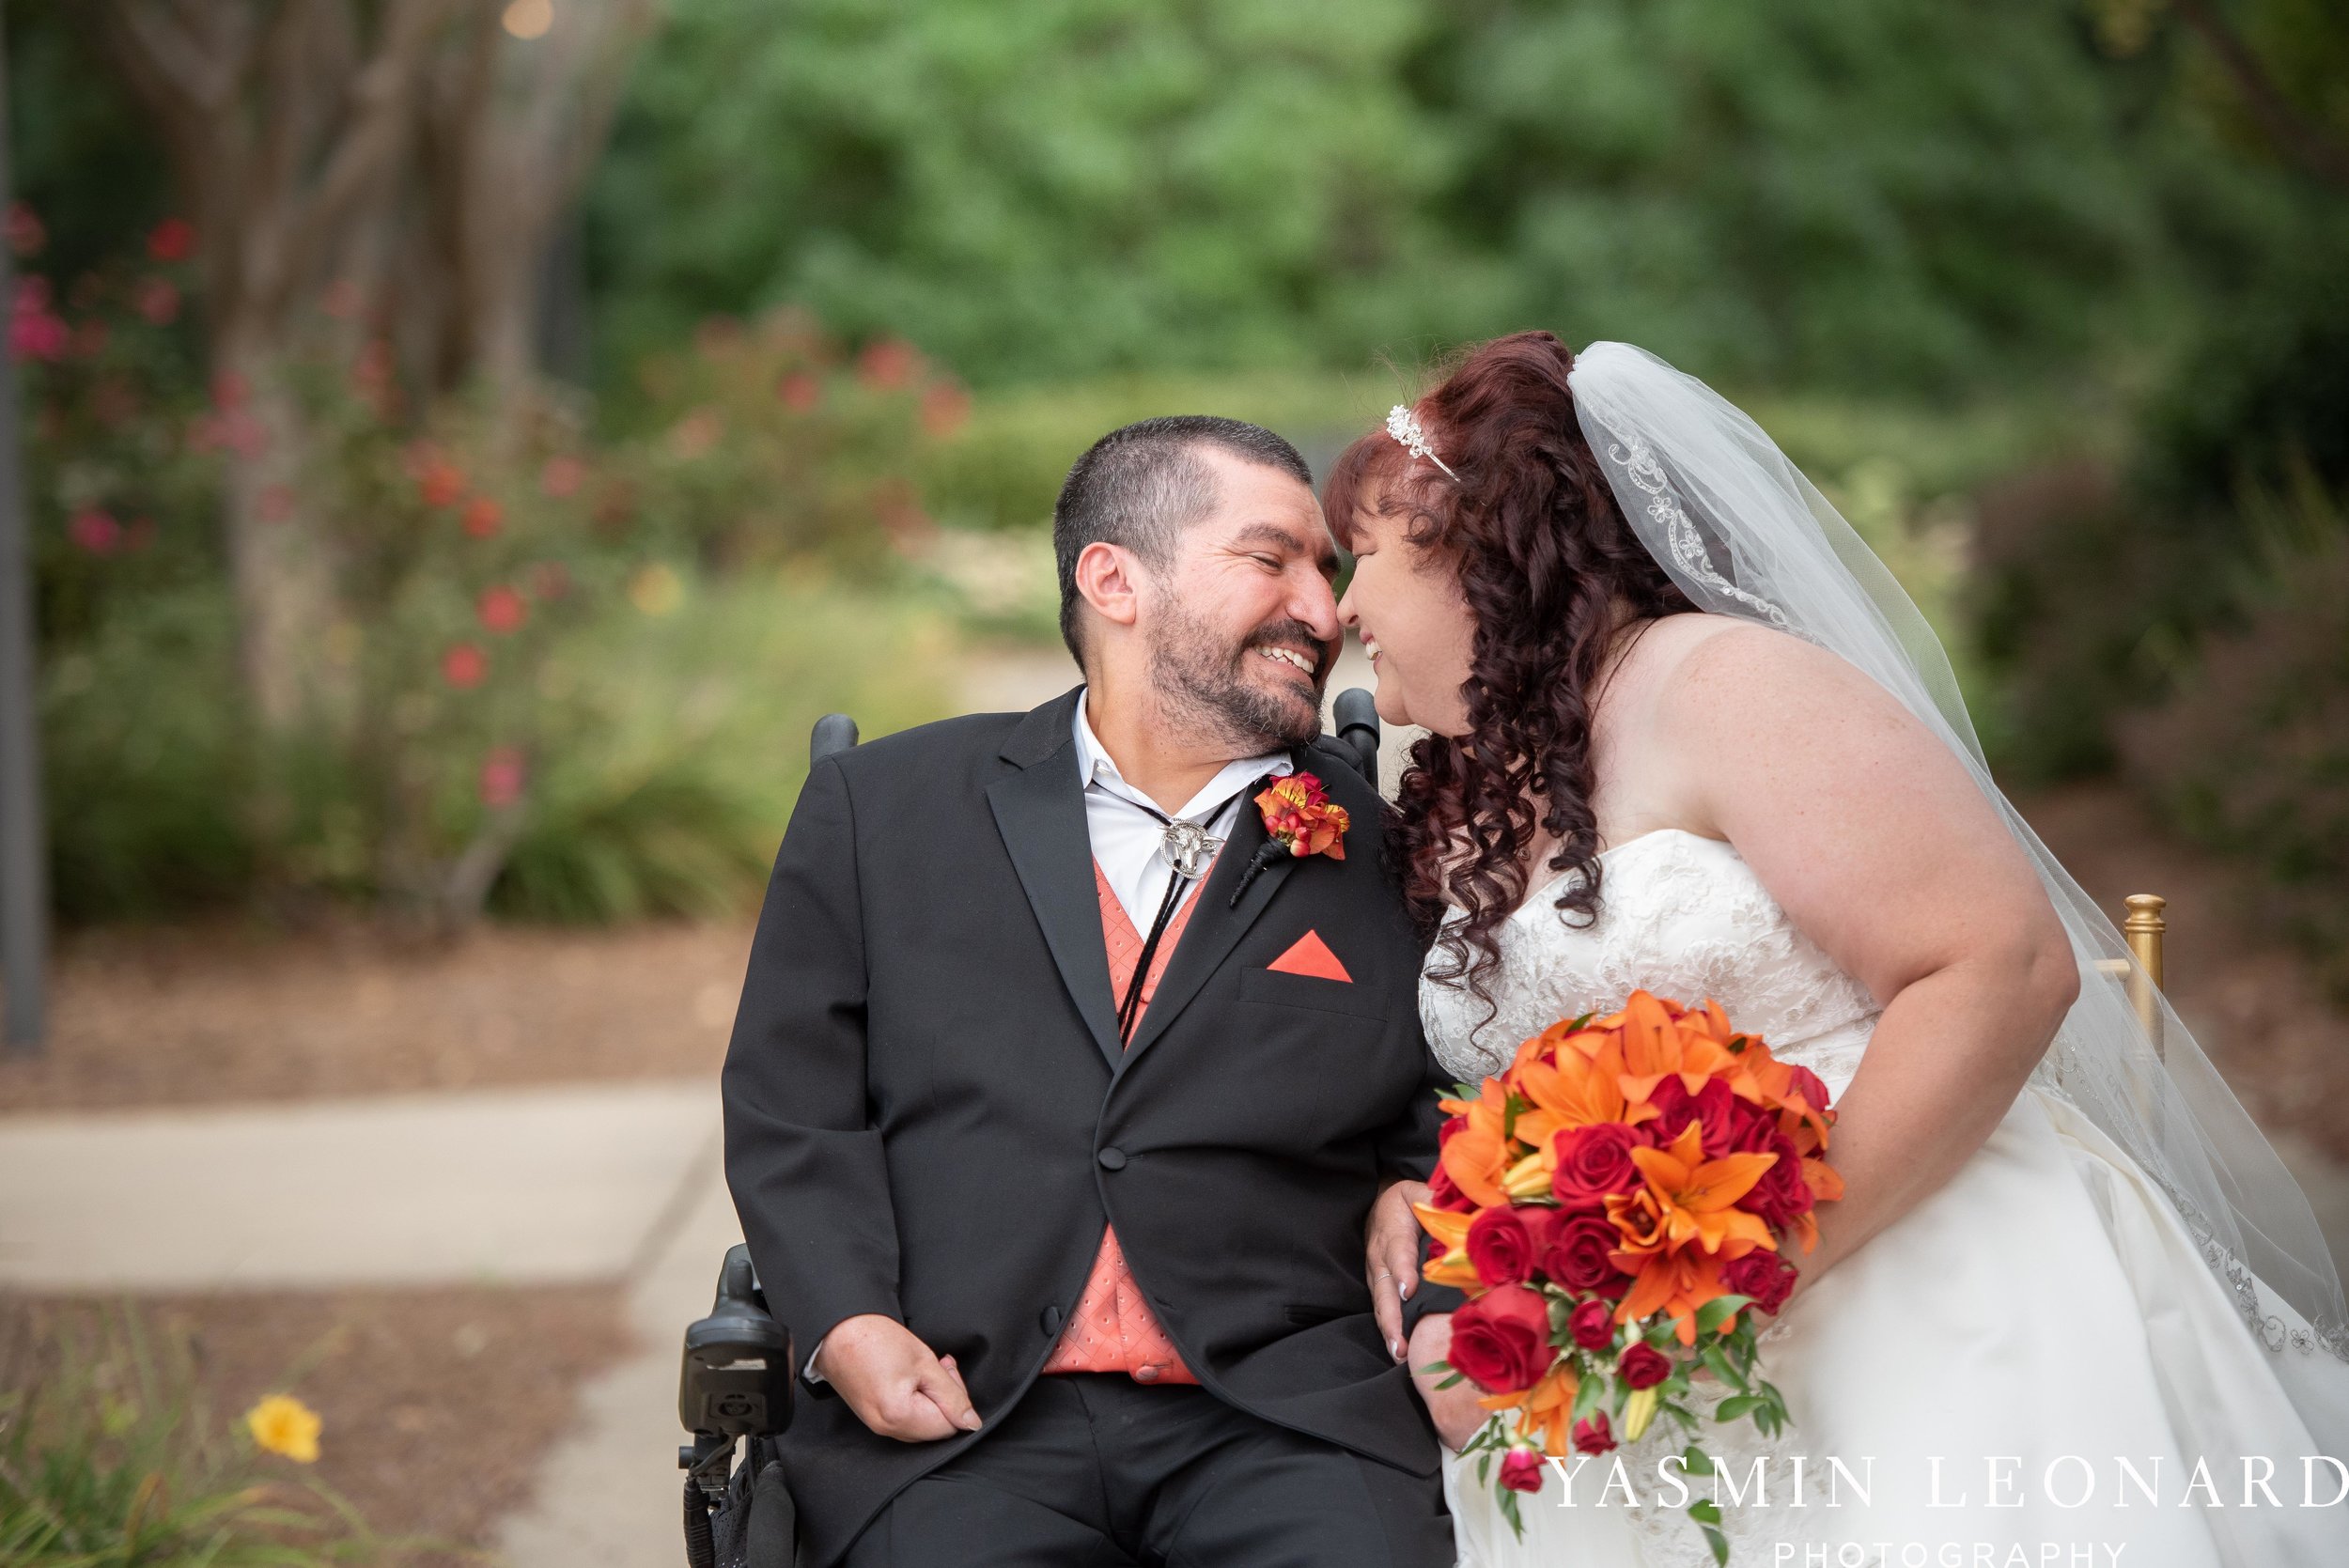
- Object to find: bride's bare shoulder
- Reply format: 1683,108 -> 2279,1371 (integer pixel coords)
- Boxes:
1637,613 -> 1889,723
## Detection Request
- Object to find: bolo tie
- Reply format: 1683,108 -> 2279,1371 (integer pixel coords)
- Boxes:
1112,786 -> 1250,1045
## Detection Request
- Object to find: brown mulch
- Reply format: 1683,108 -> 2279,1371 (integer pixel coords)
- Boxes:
0,1283 -> 632,1562
2019,780 -> 2349,1164
0,915 -> 754,1114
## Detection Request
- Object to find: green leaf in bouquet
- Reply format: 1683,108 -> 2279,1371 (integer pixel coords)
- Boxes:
1693,1295 -> 1753,1337
1688,1499 -> 1722,1525
1681,1443 -> 1716,1477
1449,1081 -> 1484,1103
1698,1342 -> 1749,1391
1501,1486 -> 1526,1539
1713,1393 -> 1765,1422
1570,1364 -> 1607,1424
1477,1453 -> 1492,1486
1433,1371 -> 1465,1390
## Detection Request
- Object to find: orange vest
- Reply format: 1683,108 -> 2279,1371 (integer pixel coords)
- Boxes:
1038,862 -> 1206,1385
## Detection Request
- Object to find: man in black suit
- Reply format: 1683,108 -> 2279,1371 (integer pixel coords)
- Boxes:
723,416 -> 1457,1567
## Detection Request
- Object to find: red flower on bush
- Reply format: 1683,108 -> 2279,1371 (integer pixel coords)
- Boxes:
776,372 -> 821,411
857,337 -> 917,390
68,509 -> 121,555
134,278 -> 180,326
10,277 -> 68,362
6,202 -> 44,257
462,497 -> 504,539
920,380 -> 971,439
477,586 -> 528,635
1447,1284 -> 1553,1395
479,746 -> 527,810
539,456 -> 585,499
148,217 -> 195,263
442,643 -> 488,689
419,463 -> 466,510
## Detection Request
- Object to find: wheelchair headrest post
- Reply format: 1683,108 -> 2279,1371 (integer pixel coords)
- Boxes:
811,713 -> 860,767
1331,688 -> 1380,787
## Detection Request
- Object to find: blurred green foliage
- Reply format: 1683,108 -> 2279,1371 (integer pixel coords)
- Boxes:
1,1306 -> 423,1565
587,0 -> 2306,396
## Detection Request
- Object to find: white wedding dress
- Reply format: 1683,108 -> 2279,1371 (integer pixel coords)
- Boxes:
1423,828 -> 2349,1568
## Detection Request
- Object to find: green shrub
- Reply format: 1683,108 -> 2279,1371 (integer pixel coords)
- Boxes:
0,1307 -> 420,1566
489,575 -> 957,924
2118,469 -> 2349,998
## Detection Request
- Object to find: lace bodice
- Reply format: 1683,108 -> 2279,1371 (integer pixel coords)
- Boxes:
1420,829 -> 1881,1095
1423,830 -> 1885,1567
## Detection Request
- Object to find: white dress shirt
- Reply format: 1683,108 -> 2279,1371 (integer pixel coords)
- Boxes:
803,691 -> 1292,1384
1074,689 -> 1293,929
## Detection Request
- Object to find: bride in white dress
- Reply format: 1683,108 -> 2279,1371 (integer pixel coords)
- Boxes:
1326,334 -> 2349,1567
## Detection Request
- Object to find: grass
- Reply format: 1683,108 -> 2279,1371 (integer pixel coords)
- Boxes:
0,1307 -> 431,1567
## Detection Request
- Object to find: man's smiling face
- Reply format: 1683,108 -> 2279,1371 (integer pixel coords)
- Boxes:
1140,447 -> 1343,752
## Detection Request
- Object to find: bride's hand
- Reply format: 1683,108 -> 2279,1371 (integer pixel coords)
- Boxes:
1367,1178 -> 1431,1360
1407,1312 -> 1490,1451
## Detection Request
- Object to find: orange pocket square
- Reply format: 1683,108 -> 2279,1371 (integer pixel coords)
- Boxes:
1268,930 -> 1352,983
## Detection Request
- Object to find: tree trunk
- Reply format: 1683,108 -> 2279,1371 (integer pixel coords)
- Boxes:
212,322 -> 340,730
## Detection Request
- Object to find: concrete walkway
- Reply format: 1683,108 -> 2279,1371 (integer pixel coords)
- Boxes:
0,1079 -> 722,1291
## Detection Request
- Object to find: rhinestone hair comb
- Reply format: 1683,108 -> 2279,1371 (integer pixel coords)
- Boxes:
1385,404 -> 1457,479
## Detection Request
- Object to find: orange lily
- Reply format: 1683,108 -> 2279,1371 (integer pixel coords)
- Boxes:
1480,1362 -> 1581,1456
1611,1242 -> 1738,1344
1414,1203 -> 1484,1292
1627,1124 -> 1779,1256
1439,1079 -> 1517,1208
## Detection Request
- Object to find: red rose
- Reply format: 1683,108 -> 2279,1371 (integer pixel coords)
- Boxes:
1721,1250 -> 1800,1314
1746,1152 -> 1814,1229
1446,1284 -> 1554,1395
1728,1106 -> 1786,1155
1647,1076 -> 1738,1157
1499,1448 -> 1547,1494
1425,1159 -> 1476,1214
1467,1204 -> 1560,1289
1540,1214 -> 1627,1294
1572,1411 -> 1616,1455
1785,1064 -> 1832,1114
1567,1297 -> 1616,1351
1617,1341 -> 1672,1390
1438,1113 -> 1468,1147
1550,1123 -> 1640,1211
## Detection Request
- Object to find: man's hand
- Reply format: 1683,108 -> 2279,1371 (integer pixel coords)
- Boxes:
1367,1178 -> 1430,1361
1406,1312 -> 1489,1452
818,1314 -> 983,1442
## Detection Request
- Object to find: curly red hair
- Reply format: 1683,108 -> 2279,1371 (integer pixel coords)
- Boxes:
1323,331 -> 1696,1001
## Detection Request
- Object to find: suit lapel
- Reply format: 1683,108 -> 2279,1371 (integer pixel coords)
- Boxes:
1116,768 -> 1294,1076
987,691 -> 1124,1073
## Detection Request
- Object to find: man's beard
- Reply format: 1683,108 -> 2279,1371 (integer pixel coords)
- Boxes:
1145,598 -> 1327,753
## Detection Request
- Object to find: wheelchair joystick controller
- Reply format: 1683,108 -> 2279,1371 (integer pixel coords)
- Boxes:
678,1244 -> 793,1498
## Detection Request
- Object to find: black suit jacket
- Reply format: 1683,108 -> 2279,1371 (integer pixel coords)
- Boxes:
722,688 -> 1457,1566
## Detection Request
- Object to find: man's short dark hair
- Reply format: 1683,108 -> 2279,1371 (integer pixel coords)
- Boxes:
1052,415 -> 1314,665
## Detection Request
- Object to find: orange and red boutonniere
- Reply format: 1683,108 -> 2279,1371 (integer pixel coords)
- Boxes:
1255,773 -> 1350,860
1232,771 -> 1350,907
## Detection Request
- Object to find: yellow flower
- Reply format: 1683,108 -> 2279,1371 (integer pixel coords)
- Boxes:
244,1393 -> 321,1463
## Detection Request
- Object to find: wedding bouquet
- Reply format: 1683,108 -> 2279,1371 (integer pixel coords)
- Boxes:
1415,989 -> 1843,1560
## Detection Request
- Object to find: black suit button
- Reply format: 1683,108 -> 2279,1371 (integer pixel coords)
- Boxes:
1041,1305 -> 1064,1336
1097,1146 -> 1127,1171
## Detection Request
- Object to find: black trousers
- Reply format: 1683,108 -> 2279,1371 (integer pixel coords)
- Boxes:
840,1374 -> 1454,1568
